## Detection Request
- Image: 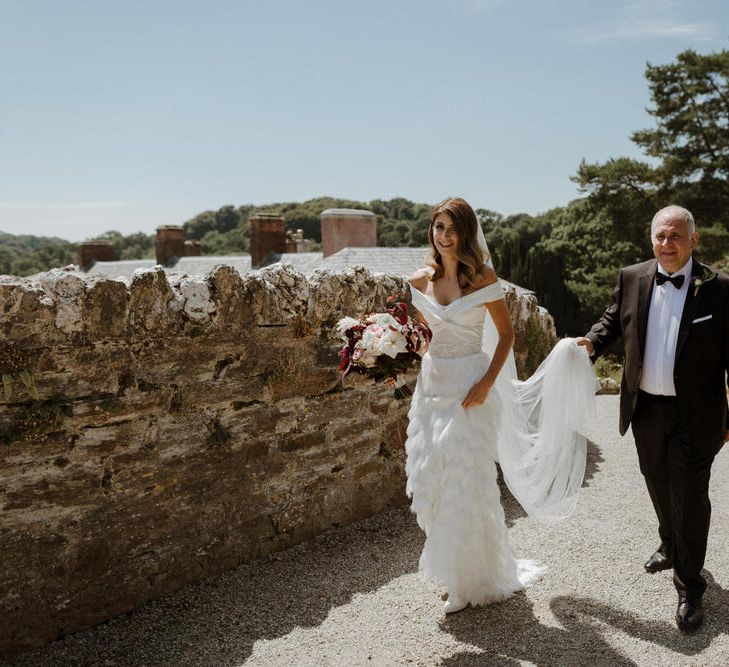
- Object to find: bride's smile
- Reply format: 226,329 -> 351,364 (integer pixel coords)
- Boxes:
432,213 -> 459,255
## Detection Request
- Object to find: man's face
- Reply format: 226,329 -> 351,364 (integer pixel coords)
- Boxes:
651,213 -> 698,274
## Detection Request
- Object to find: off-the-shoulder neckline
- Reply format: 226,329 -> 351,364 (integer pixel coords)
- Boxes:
409,282 -> 500,309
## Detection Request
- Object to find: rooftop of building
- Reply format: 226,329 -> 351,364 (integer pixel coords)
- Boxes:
320,208 -> 377,218
82,247 -> 428,282
78,247 -> 532,296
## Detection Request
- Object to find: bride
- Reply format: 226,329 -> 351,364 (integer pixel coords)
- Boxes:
405,197 -> 595,613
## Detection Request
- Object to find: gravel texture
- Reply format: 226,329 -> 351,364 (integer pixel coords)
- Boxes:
8,395 -> 729,666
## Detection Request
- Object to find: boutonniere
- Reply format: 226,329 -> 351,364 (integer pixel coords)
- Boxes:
690,265 -> 718,297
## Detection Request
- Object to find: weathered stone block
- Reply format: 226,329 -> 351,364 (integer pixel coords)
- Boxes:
84,277 -> 129,340
206,265 -> 252,332
127,267 -> 182,335
279,429 -> 327,453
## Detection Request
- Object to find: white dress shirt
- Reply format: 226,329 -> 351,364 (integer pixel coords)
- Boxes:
639,257 -> 693,396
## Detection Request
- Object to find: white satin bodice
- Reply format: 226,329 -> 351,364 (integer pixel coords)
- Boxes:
410,282 -> 505,358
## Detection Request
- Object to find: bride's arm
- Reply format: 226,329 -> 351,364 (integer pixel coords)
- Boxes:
462,298 -> 514,408
408,267 -> 432,329
462,267 -> 514,409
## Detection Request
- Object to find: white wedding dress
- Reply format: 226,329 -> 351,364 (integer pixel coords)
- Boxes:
405,281 -> 595,607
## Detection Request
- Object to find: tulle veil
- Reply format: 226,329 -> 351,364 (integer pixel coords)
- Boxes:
477,224 -> 597,521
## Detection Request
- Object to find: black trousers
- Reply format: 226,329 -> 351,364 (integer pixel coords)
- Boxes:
631,390 -> 715,599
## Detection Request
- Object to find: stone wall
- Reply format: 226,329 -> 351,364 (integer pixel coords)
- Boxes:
0,264 -> 556,658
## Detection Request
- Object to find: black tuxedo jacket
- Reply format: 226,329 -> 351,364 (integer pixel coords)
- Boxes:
586,257 -> 729,455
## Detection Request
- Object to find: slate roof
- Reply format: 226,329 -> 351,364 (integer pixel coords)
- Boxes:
85,259 -> 157,280
316,247 -> 429,277
172,255 -> 252,275
262,252 -> 324,273
84,256 -> 252,281
79,247 -> 532,296
83,248 -> 430,281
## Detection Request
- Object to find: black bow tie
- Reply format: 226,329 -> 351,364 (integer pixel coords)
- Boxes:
655,272 -> 685,289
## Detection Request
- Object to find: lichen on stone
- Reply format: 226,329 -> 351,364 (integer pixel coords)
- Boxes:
39,268 -> 87,335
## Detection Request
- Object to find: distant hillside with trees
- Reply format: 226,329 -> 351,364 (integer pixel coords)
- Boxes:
3,48 -> 728,336
0,230 -> 158,277
0,233 -> 76,277
179,196 -> 434,254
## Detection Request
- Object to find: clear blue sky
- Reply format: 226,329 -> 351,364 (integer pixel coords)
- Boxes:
1,0 -> 727,241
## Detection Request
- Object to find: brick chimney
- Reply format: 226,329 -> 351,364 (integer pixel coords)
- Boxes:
77,240 -> 116,270
320,209 -> 377,258
155,225 -> 186,266
250,214 -> 286,268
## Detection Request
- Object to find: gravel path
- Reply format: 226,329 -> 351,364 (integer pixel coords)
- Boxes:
9,395 -> 729,666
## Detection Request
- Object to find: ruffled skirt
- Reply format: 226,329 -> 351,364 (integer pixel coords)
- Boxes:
405,350 -> 544,606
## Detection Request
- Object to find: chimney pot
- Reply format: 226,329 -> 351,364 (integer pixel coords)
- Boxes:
155,225 -> 186,266
77,240 -> 117,271
184,240 -> 202,256
250,214 -> 286,268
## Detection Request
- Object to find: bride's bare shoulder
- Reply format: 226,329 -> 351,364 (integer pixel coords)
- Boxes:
409,266 -> 434,291
469,264 -> 498,291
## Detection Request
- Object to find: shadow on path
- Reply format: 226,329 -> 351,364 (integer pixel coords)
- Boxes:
550,570 -> 729,657
440,571 -> 727,666
440,591 -> 633,667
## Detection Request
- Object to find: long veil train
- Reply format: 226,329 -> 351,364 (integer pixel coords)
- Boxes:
478,227 -> 597,520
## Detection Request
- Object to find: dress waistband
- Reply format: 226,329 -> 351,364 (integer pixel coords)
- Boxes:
427,341 -> 484,359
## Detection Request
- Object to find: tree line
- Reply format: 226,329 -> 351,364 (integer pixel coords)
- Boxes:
179,196 -> 435,253
0,233 -> 76,278
0,231 -> 159,277
484,48 -> 729,334
2,48 -> 728,336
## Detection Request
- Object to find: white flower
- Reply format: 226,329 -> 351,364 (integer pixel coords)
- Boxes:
378,328 -> 409,358
359,325 -> 384,354
336,316 -> 361,336
366,312 -> 400,329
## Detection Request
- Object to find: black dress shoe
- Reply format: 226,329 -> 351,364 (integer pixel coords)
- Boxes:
676,597 -> 703,631
644,546 -> 672,573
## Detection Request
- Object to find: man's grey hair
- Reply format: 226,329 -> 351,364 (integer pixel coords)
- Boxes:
651,205 -> 696,236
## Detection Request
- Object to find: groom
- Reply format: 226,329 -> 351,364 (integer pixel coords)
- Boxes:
576,204 -> 729,631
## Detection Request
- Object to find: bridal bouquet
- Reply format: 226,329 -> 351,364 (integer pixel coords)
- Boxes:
337,296 -> 432,383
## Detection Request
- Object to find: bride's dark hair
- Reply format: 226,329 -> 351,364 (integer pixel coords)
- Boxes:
427,197 -> 485,288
